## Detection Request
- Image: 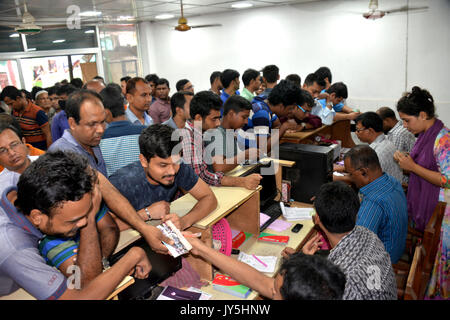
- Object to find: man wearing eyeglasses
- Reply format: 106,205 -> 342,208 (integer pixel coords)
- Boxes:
0,123 -> 39,196
175,79 -> 195,94
354,112 -> 403,183
284,89 -> 322,133
343,145 -> 407,264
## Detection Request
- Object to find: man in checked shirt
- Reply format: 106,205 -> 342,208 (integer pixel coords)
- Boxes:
179,91 -> 262,190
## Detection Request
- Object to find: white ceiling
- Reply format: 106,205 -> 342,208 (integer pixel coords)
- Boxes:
0,0 -> 323,25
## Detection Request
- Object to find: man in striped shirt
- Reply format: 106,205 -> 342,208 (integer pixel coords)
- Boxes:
180,91 -> 261,189
344,145 -> 408,264
376,106 -> 416,154
1,86 -> 52,150
99,85 -> 145,177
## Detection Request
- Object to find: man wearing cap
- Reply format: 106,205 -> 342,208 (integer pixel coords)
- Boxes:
34,89 -> 56,125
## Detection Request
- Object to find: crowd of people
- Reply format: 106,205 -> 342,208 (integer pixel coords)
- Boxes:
0,64 -> 447,300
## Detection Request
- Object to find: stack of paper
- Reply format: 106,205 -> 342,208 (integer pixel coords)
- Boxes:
280,203 -> 314,221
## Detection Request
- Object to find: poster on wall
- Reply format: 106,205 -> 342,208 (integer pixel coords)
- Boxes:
21,56 -> 70,90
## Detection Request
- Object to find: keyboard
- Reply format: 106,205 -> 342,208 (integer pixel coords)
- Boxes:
260,202 -> 283,232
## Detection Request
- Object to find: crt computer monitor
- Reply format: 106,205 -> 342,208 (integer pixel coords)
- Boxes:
279,143 -> 334,203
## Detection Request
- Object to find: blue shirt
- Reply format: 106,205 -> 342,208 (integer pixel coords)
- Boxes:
50,110 -> 69,142
356,173 -> 408,264
239,94 -> 278,149
320,89 -> 344,112
220,90 -> 240,105
162,117 -> 179,130
125,107 -> 153,126
100,121 -> 146,177
109,161 -> 199,211
0,186 -> 67,300
48,129 -> 107,177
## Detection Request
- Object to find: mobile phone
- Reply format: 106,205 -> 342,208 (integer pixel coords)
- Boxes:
291,223 -> 304,233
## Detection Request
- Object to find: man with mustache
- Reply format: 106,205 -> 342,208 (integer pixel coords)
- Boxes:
109,124 -> 217,231
49,89 -> 108,176
48,91 -> 174,251
0,151 -> 151,299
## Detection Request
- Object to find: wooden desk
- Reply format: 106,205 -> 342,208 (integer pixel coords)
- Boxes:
280,120 -> 355,148
115,186 -> 262,281
199,201 -> 316,300
0,275 -> 135,300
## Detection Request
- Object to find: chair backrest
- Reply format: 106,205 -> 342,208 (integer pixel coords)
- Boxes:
423,201 -> 446,274
404,244 -> 426,300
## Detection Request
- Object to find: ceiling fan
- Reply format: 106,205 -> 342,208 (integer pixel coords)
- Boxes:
3,1 -> 89,35
174,0 -> 222,31
14,3 -> 42,35
363,0 -> 428,20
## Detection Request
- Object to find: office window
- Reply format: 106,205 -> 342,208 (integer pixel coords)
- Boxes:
0,60 -> 21,89
99,24 -> 140,84
25,27 -> 97,52
0,26 -> 24,53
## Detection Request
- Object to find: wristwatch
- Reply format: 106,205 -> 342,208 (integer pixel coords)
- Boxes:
144,207 -> 152,221
102,257 -> 110,270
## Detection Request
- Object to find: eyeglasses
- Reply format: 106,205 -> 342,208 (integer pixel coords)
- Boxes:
355,127 -> 368,133
0,141 -> 23,155
297,105 -> 311,113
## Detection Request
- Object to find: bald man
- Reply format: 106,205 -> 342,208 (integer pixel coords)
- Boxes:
83,80 -> 106,94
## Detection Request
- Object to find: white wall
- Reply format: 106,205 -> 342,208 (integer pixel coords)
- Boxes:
138,0 -> 450,125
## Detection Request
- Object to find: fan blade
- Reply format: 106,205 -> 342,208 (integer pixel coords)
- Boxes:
385,6 -> 428,14
191,24 -> 222,29
0,26 -> 18,32
42,24 -> 72,30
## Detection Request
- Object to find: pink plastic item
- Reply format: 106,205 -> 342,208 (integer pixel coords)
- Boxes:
212,218 -> 232,256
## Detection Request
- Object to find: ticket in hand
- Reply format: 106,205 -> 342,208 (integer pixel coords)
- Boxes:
157,220 -> 192,257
